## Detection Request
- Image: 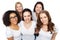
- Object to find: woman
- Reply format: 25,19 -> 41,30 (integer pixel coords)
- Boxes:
3,10 -> 21,40
20,8 -> 36,40
35,10 -> 57,40
15,2 -> 23,19
32,1 -> 44,22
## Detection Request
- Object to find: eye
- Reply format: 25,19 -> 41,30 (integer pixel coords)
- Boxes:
10,16 -> 17,19
44,16 -> 46,18
40,17 -> 42,19
28,15 -> 31,17
14,16 -> 17,18
24,16 -> 26,17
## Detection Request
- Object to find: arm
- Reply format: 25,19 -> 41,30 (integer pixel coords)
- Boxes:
6,27 -> 13,40
51,32 -> 57,40
7,37 -> 13,40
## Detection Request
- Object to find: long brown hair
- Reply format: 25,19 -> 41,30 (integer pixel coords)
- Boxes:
36,10 -> 55,33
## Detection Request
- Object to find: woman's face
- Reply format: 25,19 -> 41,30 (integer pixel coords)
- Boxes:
23,11 -> 32,23
40,13 -> 48,25
35,4 -> 42,14
16,4 -> 23,13
9,13 -> 18,25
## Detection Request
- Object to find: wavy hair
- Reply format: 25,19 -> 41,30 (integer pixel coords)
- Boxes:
36,10 -> 55,33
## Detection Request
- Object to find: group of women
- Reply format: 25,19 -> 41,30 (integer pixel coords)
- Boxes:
3,1 -> 57,40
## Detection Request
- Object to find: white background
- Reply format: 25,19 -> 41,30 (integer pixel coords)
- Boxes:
0,0 -> 60,40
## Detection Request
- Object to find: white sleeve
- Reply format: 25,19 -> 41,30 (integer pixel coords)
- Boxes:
35,21 -> 37,28
32,12 -> 37,21
6,27 -> 13,38
18,21 -> 23,27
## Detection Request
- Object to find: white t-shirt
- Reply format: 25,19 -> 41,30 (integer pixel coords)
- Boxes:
6,26 -> 21,40
19,21 -> 36,40
36,28 -> 52,40
32,12 -> 37,22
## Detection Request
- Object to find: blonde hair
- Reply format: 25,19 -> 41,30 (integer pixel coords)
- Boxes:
15,2 -> 23,10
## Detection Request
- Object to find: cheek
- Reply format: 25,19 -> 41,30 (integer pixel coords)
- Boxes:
15,17 -> 18,21
35,8 -> 41,13
45,18 -> 48,21
29,16 -> 31,19
46,18 -> 48,23
10,18 -> 18,23
44,18 -> 48,24
40,8 -> 42,11
23,17 -> 27,21
40,19 -> 43,23
16,7 -> 22,10
16,7 -> 19,10
24,17 -> 31,21
40,18 -> 48,23
24,17 -> 26,20
35,7 -> 38,10
10,20 -> 14,24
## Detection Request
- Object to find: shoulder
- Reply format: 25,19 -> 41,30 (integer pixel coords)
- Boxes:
32,21 -> 36,28
6,27 -> 13,38
18,20 -> 24,27
6,26 -> 12,33
32,12 -> 36,17
32,21 -> 36,26
6,27 -> 11,30
32,21 -> 37,24
18,20 -> 23,24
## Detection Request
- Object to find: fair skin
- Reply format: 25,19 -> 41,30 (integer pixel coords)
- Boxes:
15,3 -> 23,18
40,13 -> 57,40
23,11 -> 32,29
40,13 -> 48,32
51,32 -> 57,40
35,4 -> 42,17
8,13 -> 19,40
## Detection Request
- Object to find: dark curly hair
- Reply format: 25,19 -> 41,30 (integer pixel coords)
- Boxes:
36,10 -> 55,34
33,1 -> 44,12
3,10 -> 21,26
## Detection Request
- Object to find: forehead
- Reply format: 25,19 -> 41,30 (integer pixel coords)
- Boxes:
10,13 -> 16,17
40,13 -> 47,17
23,11 -> 31,16
36,4 -> 42,7
16,3 -> 22,6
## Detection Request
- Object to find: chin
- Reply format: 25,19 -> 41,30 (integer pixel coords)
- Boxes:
43,23 -> 48,25
37,12 -> 40,14
13,22 -> 17,24
26,21 -> 30,23
26,21 -> 29,23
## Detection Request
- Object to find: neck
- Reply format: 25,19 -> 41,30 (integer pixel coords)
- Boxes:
19,12 -> 22,18
42,24 -> 47,28
19,12 -> 22,14
24,21 -> 32,29
36,13 -> 39,18
10,24 -> 18,27
10,24 -> 19,30
24,21 -> 31,24
42,24 -> 48,31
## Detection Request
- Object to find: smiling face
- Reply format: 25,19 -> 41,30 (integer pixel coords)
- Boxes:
23,11 -> 32,23
16,3 -> 23,13
40,13 -> 48,25
9,13 -> 18,25
35,4 -> 42,14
